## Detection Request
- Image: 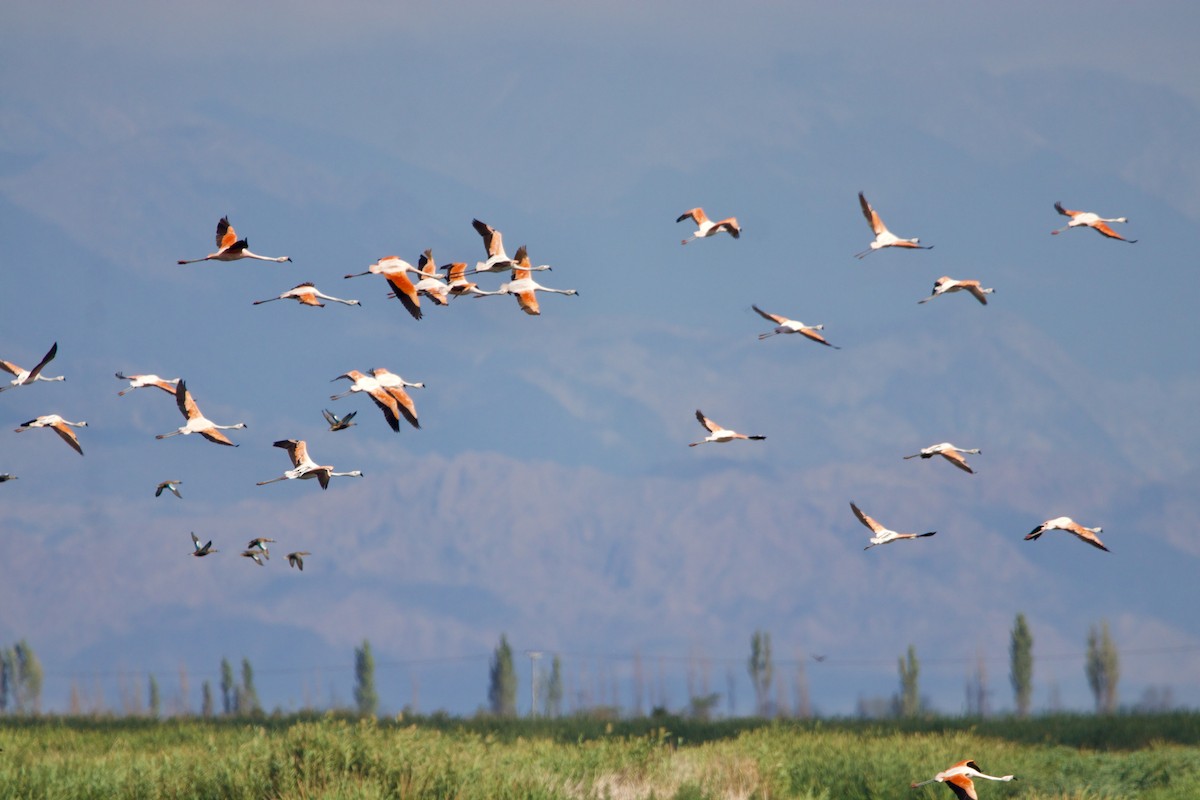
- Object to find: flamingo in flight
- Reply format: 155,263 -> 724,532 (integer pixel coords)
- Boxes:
345,257 -> 423,320
1025,516 -> 1108,552
475,246 -> 578,315
468,219 -> 550,275
155,380 -> 247,446
190,532 -> 218,557
14,414 -> 87,456
155,480 -> 183,499
855,192 -> 932,258
677,207 -> 741,244
445,261 -> 488,297
178,217 -> 291,264
689,410 -> 766,446
413,250 -> 451,306
0,342 -> 64,392
918,277 -> 994,306
370,367 -> 422,430
115,372 -> 179,396
253,282 -> 360,308
256,439 -> 363,490
903,443 -> 981,474
911,760 -> 1015,799
752,305 -> 840,348
850,502 -> 936,550
1051,202 -> 1136,242
288,551 -> 311,571
330,370 -> 405,432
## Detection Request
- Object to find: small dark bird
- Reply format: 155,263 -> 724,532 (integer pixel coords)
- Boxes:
241,550 -> 266,566
322,408 -> 357,431
155,480 -> 183,499
287,551 -> 311,571
190,532 -> 217,557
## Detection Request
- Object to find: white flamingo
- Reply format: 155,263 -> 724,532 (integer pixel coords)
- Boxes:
178,217 -> 291,264
345,256 -> 423,320
689,410 -> 765,446
256,439 -> 363,490
469,219 -> 551,275
1051,201 -> 1136,242
1025,516 -> 1108,552
155,380 -> 247,447
115,372 -> 179,396
14,414 -> 87,456
370,367 -> 422,430
855,192 -> 932,258
330,370 -> 405,432
413,250 -> 451,306
850,502 -> 936,550
253,282 -> 360,307
677,208 -> 741,244
918,277 -> 994,305
911,759 -> 1015,799
476,246 -> 578,315
903,443 -> 981,474
752,305 -> 840,348
0,342 -> 64,392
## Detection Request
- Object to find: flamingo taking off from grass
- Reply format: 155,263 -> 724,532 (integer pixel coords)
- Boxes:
918,277 -> 994,306
155,380 -> 246,447
689,410 -> 766,446
253,282 -> 360,308
190,532 -> 217,557
14,414 -> 87,455
155,480 -> 183,499
178,217 -> 291,264
330,370 -> 405,432
256,439 -> 363,490
903,443 -> 981,474
677,208 -> 741,244
0,342 -> 64,392
345,257 -> 423,320
1025,516 -> 1108,552
911,760 -> 1015,799
115,373 -> 179,396
752,305 -> 840,348
476,246 -> 578,315
850,502 -> 936,550
288,551 -> 311,571
1051,202 -> 1136,242
855,192 -> 932,258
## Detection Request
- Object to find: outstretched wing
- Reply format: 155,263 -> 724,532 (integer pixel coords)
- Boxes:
752,305 -> 786,325
26,342 -> 58,381
850,502 -> 885,533
215,217 -> 239,250
695,410 -> 721,433
472,219 -> 504,258
858,192 -> 884,235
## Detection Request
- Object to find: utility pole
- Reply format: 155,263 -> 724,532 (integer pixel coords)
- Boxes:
526,651 -> 543,717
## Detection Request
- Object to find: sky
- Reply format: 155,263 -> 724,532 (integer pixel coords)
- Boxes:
1,1 -> 1199,717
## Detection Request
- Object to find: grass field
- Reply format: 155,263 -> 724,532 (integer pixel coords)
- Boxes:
1,712 -> 1199,799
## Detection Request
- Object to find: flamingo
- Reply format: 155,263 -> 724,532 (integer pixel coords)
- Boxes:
322,409 -> 357,431
1051,201 -> 1136,242
330,370 -> 404,432
155,480 -> 183,499
345,256 -> 423,320
903,443 -> 981,474
677,208 -> 741,244
445,261 -> 489,297
918,277 -> 994,306
370,367 -> 422,430
855,192 -> 932,258
190,532 -> 218,557
177,217 -> 291,264
115,372 -> 179,396
14,414 -> 87,456
1025,516 -> 1108,552
752,305 -> 840,348
256,439 -> 363,490
468,219 -> 551,275
0,342 -> 64,392
689,410 -> 766,446
911,760 -> 1015,799
252,282 -> 360,308
287,551 -> 311,571
241,550 -> 266,566
413,250 -> 451,305
476,246 -> 578,315
850,502 -> 936,550
155,380 -> 247,447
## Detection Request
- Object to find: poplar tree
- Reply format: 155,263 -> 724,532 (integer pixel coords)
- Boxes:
354,639 -> 379,717
148,674 -> 161,718
898,645 -> 920,717
220,658 -> 235,715
1086,620 -> 1120,714
487,634 -> 517,716
201,680 -> 214,718
747,631 -> 774,717
1010,613 -> 1033,717
546,655 -> 563,718
240,658 -> 261,715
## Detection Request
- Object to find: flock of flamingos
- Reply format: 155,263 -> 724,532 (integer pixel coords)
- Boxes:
1,192 -> 1137,796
